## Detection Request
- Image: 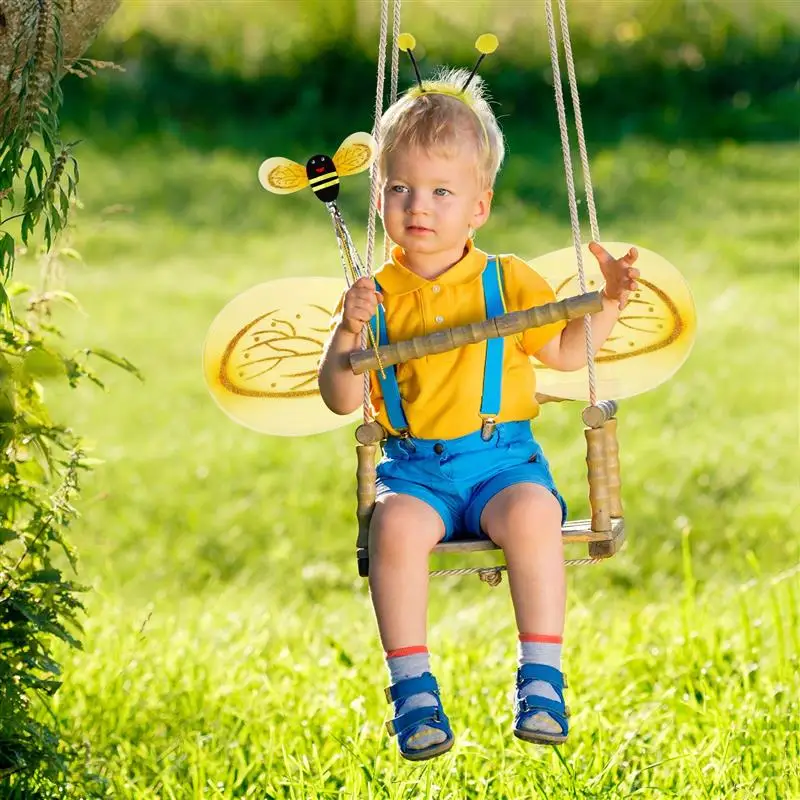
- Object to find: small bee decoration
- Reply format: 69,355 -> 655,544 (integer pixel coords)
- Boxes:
258,132 -> 377,204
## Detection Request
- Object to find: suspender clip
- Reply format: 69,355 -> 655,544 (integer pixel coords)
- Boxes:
480,417 -> 496,441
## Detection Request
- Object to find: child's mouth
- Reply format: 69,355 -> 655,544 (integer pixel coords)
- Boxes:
407,225 -> 433,234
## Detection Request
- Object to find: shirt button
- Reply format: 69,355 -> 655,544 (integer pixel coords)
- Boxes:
435,315 -> 444,324
433,443 -> 444,455
431,285 -> 441,294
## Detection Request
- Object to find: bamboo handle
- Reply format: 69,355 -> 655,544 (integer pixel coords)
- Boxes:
585,427 -> 611,533
603,418 -> 623,517
356,444 -> 377,575
350,291 -> 603,375
356,444 -> 377,549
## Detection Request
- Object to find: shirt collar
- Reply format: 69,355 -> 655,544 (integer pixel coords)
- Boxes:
374,239 -> 489,295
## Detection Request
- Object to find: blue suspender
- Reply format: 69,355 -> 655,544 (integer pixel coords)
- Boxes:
371,280 -> 410,433
479,256 -> 505,419
369,256 -> 505,436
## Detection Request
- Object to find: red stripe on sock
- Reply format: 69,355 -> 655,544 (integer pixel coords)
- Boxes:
385,645 -> 428,659
519,633 -> 563,644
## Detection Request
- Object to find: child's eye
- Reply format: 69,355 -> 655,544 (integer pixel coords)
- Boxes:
433,188 -> 451,196
390,185 -> 408,193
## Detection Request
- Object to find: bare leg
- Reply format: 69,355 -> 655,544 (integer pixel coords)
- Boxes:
369,493 -> 448,753
482,483 -> 567,737
369,492 -> 445,650
481,483 -> 565,635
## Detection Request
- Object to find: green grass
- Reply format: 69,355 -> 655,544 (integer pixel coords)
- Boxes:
10,130 -> 798,797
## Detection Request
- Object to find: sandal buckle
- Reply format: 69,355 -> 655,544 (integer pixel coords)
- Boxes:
384,686 -> 393,703
385,719 -> 397,737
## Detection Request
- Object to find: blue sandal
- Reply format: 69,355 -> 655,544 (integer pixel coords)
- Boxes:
385,673 -> 455,761
513,664 -> 570,745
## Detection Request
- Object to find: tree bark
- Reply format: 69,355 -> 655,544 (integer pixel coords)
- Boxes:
0,0 -> 120,133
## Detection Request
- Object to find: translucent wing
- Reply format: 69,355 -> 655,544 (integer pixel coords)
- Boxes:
529,242 -> 697,401
258,157 -> 309,194
332,132 -> 377,177
203,278 -> 359,435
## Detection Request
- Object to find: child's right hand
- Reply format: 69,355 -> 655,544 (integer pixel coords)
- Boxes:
341,277 -> 383,335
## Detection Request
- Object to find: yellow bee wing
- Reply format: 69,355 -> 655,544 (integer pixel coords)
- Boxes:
258,157 -> 309,194
529,242 -> 697,401
204,277 -> 359,436
332,132 -> 377,177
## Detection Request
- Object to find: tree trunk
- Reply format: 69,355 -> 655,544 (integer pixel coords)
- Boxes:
0,0 -> 120,134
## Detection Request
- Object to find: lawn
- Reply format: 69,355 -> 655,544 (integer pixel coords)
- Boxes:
17,129 -> 798,797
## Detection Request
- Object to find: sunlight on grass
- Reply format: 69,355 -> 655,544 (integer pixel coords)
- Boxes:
15,131 -> 797,797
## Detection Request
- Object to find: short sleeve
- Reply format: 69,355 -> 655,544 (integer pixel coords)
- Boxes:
500,255 -> 566,356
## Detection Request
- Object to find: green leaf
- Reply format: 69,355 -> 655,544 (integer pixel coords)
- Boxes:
76,457 -> 104,468
84,348 -> 144,381
9,598 -> 81,648
20,214 -> 33,243
58,247 -> 82,262
0,527 -> 18,544
30,150 -> 44,188
8,282 -> 32,296
46,290 -> 82,311
0,232 -> 14,258
0,282 -> 10,316
27,569 -> 61,584
41,126 -> 55,160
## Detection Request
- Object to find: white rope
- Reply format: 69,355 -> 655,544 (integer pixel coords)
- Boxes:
544,0 -> 598,406
384,0 -> 402,262
362,0 -> 391,424
365,0 -> 390,273
430,556 -> 604,582
557,0 -> 600,243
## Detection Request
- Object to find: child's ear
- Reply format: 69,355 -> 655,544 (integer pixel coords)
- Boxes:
472,188 -> 493,230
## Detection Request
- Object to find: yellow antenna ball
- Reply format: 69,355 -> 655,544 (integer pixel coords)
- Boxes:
398,33 -> 416,52
475,33 -> 499,55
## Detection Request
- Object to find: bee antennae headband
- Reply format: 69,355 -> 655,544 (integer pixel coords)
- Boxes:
398,32 -> 499,95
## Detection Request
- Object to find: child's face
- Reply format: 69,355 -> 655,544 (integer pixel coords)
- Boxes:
379,144 -> 492,268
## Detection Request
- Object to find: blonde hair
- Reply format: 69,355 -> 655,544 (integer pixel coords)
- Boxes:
377,68 -> 505,189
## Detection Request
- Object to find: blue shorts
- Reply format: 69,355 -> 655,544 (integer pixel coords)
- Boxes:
375,420 -> 568,541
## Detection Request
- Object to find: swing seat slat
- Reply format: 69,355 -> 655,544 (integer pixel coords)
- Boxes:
432,517 -> 625,554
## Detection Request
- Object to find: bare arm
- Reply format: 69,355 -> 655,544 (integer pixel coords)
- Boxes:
535,242 -> 640,372
535,291 -> 621,371
318,323 -> 365,415
317,276 -> 382,415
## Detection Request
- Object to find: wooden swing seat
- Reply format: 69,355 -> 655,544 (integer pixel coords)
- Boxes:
355,401 -> 625,582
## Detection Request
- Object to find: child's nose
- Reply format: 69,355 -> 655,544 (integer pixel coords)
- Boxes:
406,190 -> 429,214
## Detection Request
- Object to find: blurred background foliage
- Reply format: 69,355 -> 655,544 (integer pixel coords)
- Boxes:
64,0 -> 799,152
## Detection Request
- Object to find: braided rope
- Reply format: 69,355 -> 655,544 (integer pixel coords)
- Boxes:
557,0 -> 600,243
364,0 -> 390,272
384,0 -> 402,262
362,0 -> 391,423
430,556 -> 604,583
544,0 -> 597,406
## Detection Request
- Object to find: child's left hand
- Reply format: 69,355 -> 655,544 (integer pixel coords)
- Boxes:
588,241 -> 640,310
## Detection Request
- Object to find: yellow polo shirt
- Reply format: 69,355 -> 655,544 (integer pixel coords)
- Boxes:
342,240 -> 565,440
